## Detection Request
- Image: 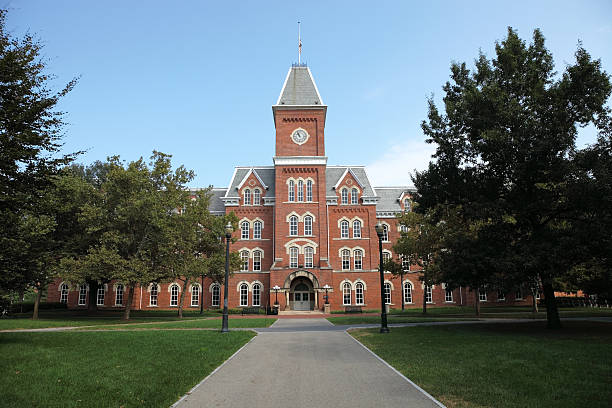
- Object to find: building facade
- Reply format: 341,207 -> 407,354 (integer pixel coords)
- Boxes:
50,64 -> 534,311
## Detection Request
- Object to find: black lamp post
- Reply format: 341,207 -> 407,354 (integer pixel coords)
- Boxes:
272,285 -> 280,306
323,284 -> 330,304
375,221 -> 390,333
221,222 -> 233,333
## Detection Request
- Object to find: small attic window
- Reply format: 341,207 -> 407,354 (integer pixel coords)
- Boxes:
281,101 -> 285,104
314,101 -> 318,104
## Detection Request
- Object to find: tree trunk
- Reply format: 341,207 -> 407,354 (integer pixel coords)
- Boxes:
87,280 -> 98,315
178,278 -> 189,318
122,284 -> 135,320
475,288 -> 481,317
542,279 -> 561,329
531,289 -> 539,316
422,285 -> 427,315
32,285 -> 43,320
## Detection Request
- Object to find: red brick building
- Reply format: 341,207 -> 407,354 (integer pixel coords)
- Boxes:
50,64 -> 534,312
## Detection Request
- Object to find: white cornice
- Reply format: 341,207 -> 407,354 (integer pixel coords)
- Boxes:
273,156 -> 328,166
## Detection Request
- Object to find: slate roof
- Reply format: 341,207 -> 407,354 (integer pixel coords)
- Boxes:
209,188 -> 227,213
225,167 -> 276,198
325,166 -> 376,197
374,186 -> 416,212
275,66 -> 324,106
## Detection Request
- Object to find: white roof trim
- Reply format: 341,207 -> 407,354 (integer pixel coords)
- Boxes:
275,67 -> 293,105
236,168 -> 269,191
306,67 -> 324,105
223,167 -> 240,198
332,168 -> 365,190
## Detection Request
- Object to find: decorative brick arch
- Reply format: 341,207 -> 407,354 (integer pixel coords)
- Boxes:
283,270 -> 320,289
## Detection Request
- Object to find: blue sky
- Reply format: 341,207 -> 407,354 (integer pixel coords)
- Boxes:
5,1 -> 612,187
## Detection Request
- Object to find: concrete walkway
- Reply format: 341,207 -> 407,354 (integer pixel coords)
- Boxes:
174,318 -> 443,408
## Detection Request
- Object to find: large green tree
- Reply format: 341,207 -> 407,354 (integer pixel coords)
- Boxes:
414,28 -> 611,328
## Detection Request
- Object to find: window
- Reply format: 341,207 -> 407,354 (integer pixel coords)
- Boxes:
289,215 -> 298,236
240,283 -> 248,307
445,288 -> 453,302
353,220 -> 361,238
382,224 -> 389,241
303,215 -> 313,236
400,224 -> 409,233
304,246 -> 314,268
191,285 -> 200,307
341,189 -> 348,205
252,283 -> 261,306
241,221 -> 249,239
351,188 -> 358,205
536,290 -> 541,300
241,250 -> 249,271
343,282 -> 351,305
341,249 -> 350,270
355,282 -> 364,305
170,284 -> 179,306
515,287 -> 523,300
354,249 -> 363,270
290,247 -> 299,268
150,284 -> 158,306
253,221 -> 262,239
253,250 -> 262,271
497,290 -> 506,301
115,284 -> 124,306
212,284 -> 220,307
401,256 -> 410,271
306,180 -> 313,202
382,251 -> 391,263
243,189 -> 251,205
340,220 -> 349,238
404,198 -> 411,211
253,189 -> 261,205
97,286 -> 105,306
403,281 -> 413,304
60,283 -> 69,303
297,180 -> 304,202
479,290 -> 487,302
384,282 -> 391,304
288,180 -> 295,202
425,285 -> 433,303
78,284 -> 87,306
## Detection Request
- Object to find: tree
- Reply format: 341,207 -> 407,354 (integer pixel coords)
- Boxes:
0,9 -> 79,309
414,27 -> 611,328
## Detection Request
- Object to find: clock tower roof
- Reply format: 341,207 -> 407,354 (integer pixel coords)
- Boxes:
274,64 -> 325,107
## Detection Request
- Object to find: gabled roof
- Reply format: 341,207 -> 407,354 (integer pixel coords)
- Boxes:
236,168 -> 269,191
332,168 -> 366,190
325,166 -> 376,197
225,167 -> 276,198
189,187 -> 227,214
374,186 -> 416,212
275,65 -> 324,106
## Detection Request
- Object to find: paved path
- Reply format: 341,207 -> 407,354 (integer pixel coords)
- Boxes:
174,318 -> 443,408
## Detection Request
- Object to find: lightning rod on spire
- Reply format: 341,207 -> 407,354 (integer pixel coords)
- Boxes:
298,21 -> 302,65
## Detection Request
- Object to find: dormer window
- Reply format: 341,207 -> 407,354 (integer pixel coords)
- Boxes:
351,188 -> 358,205
404,198 -> 411,211
243,189 -> 251,205
253,189 -> 261,205
341,189 -> 348,205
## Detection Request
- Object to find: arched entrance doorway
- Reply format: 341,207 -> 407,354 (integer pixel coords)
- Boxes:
289,277 -> 314,311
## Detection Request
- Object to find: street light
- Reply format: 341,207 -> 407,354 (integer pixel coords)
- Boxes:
272,285 -> 280,306
323,284 -> 331,304
375,221 -> 390,333
221,222 -> 233,333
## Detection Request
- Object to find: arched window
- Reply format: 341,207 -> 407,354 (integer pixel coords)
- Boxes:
150,284 -> 158,306
304,215 -> 313,236
97,286 -> 105,306
343,282 -> 352,305
115,284 -> 124,306
354,249 -> 363,270
253,250 -> 262,271
341,189 -> 348,205
288,180 -> 295,202
191,285 -> 200,307
240,250 -> 249,271
445,288 -> 454,302
304,246 -> 314,268
382,251 -> 391,263
351,188 -> 358,204
78,284 -> 87,306
289,247 -> 299,268
243,189 -> 251,205
306,180 -> 313,202
211,284 -> 220,307
252,283 -> 261,306
425,285 -> 433,303
240,283 -> 248,307
253,189 -> 261,205
400,224 -> 409,233
355,282 -> 364,305
253,221 -> 262,239
59,283 -> 69,303
289,215 -> 298,236
403,281 -> 413,304
340,220 -> 349,238
384,282 -> 391,304
353,220 -> 361,238
404,198 -> 411,211
382,224 -> 389,241
170,284 -> 179,306
241,221 -> 249,240
297,180 -> 304,202
341,249 -> 350,270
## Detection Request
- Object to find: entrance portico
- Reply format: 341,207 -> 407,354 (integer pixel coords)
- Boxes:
280,270 -> 321,311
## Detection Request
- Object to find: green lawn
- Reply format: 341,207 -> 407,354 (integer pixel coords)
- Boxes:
351,321 -> 612,408
327,315 -> 476,325
77,317 -> 276,330
1,330 -> 255,407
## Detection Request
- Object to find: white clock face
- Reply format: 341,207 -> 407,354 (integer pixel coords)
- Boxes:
291,128 -> 309,145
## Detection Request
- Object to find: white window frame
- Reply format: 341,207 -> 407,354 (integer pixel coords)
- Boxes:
404,198 -> 411,211
497,290 -> 506,301
351,188 -> 358,205
402,256 -> 410,271
240,250 -> 249,271
306,180 -> 313,202
191,285 -> 200,307
384,282 -> 391,304
212,284 -> 220,307
425,285 -> 433,303
304,246 -> 314,268
479,290 -> 487,302
241,221 -> 249,240
60,283 -> 69,304
343,282 -> 351,305
289,216 -> 298,236
340,220 -> 349,238
445,288 -> 453,302
290,247 -> 299,268
382,224 -> 389,242
97,286 -> 105,306
253,250 -> 262,271
253,221 -> 262,239
354,249 -> 363,270
288,180 -> 295,202
304,216 -> 313,236
341,188 -> 348,205
150,284 -> 158,306
252,283 -> 261,306
382,251 -> 391,263
243,189 -> 251,205
253,189 -> 261,205
240,283 -> 248,307
341,249 -> 350,270
78,284 -> 87,306
115,284 -> 124,306
353,220 -> 361,238
355,282 -> 364,305
297,180 -> 304,202
170,284 -> 179,307
403,281 -> 413,304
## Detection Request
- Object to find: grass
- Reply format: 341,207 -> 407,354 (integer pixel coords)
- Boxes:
327,315 -> 476,325
351,321 -> 612,408
0,330 -> 255,407
76,317 -> 276,330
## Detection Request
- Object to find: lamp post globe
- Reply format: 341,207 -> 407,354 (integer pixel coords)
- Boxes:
221,222 -> 233,333
375,222 -> 390,333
